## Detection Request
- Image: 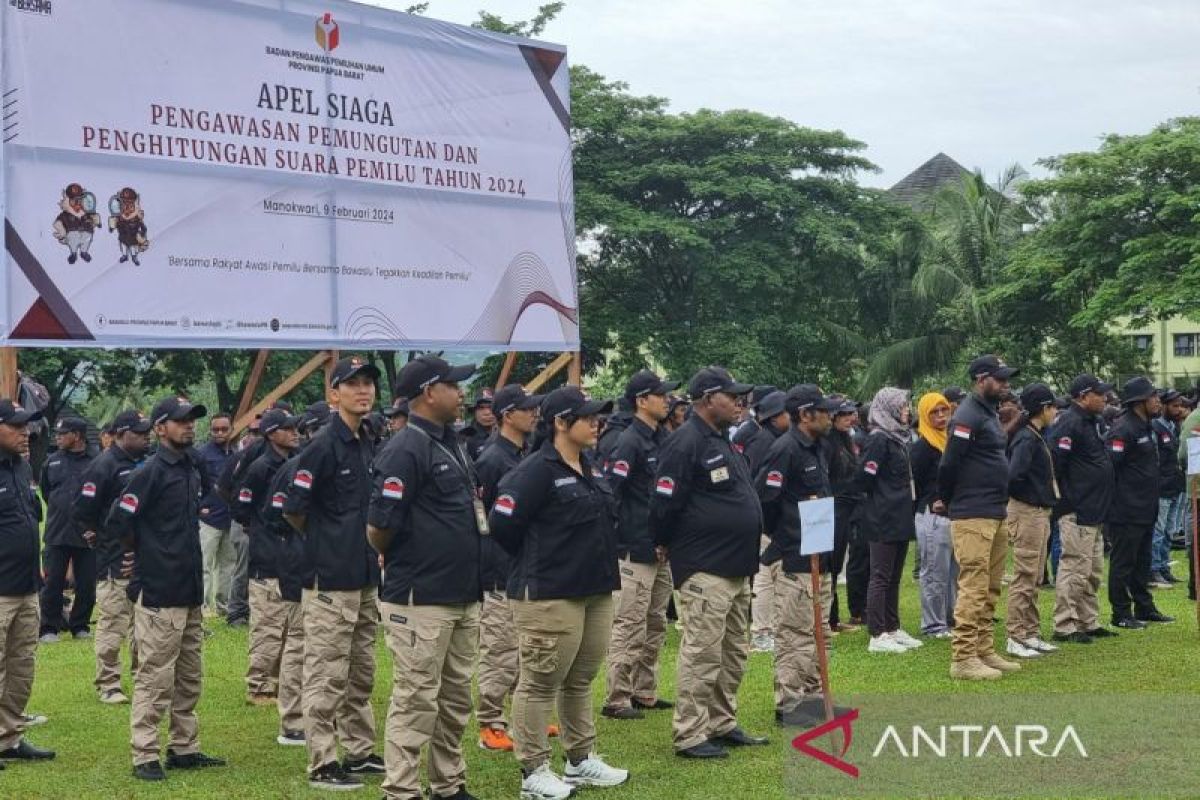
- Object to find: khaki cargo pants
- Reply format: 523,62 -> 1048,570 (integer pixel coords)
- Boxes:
0,593 -> 38,751
604,557 -> 672,709
511,593 -> 613,771
380,601 -> 479,799
476,591 -> 517,730
774,571 -> 830,713
950,518 -> 1007,664
277,599 -> 305,733
246,578 -> 287,696
1005,499 -> 1051,643
95,577 -> 137,697
1052,514 -> 1104,636
751,535 -> 779,637
302,587 -> 379,771
673,573 -> 751,751
130,600 -> 203,765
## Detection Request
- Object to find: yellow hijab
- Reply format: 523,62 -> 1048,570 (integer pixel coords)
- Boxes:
917,392 -> 951,453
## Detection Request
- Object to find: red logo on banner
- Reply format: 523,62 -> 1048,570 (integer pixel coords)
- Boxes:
315,12 -> 340,51
791,708 -> 860,778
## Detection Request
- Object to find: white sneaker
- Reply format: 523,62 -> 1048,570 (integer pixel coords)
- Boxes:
891,629 -> 923,648
521,763 -> 574,800
868,633 -> 908,653
750,633 -> 775,653
1026,637 -> 1059,653
563,753 -> 629,787
1005,638 -> 1042,658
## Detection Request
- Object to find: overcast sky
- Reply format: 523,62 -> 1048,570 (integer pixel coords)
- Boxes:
370,0 -> 1199,187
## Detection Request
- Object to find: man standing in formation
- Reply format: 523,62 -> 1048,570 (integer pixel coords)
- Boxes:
198,413 -> 238,618
38,417 -> 95,642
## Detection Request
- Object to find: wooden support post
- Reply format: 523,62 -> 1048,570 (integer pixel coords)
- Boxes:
0,348 -> 17,400
524,352 -> 573,393
496,352 -> 518,390
567,351 -> 582,386
811,553 -> 834,726
232,351 -> 333,435
236,349 -> 270,421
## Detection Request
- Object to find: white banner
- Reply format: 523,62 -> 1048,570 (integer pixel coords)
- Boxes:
0,0 -> 577,350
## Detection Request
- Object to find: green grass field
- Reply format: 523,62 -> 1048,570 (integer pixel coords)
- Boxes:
9,558 -> 1197,800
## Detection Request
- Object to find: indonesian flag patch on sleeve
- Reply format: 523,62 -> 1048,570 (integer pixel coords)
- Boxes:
238,487 -> 253,504
952,424 -> 972,440
381,477 -> 405,500
271,492 -> 286,509
655,476 -> 676,497
611,460 -> 630,478
293,469 -> 313,490
766,470 -> 784,488
863,460 -> 878,476
1110,439 -> 1125,453
494,494 -> 516,516
1057,436 -> 1072,451
80,482 -> 97,498
118,493 -> 139,514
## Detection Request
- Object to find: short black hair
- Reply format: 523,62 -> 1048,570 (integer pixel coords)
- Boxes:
210,412 -> 233,423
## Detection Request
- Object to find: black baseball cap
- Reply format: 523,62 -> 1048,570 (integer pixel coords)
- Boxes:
624,370 -> 680,403
755,390 -> 787,419
1159,388 -> 1183,404
1121,376 -> 1156,405
1069,374 -> 1113,398
260,408 -> 300,434
968,354 -> 1019,381
1019,383 -> 1056,414
470,388 -> 495,410
330,355 -> 381,388
750,385 -> 779,408
688,366 -> 753,400
301,400 -> 332,432
150,397 -> 207,425
541,386 -> 612,420
667,395 -> 688,415
493,384 -> 542,416
0,400 -> 41,426
382,398 -> 409,419
394,354 -> 476,400
785,384 -> 842,414
54,416 -> 88,434
112,409 -> 152,434
942,386 -> 967,404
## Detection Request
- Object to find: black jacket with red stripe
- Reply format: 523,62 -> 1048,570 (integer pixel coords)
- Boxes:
1049,404 -> 1113,526
754,427 -> 832,573
937,392 -> 1009,520
1105,410 -> 1159,525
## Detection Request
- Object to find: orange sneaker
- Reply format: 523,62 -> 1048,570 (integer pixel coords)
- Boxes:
479,726 -> 514,751
547,724 -> 560,738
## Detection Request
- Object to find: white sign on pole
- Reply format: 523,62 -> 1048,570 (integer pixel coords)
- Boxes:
798,496 -> 836,556
1186,433 -> 1200,476
0,0 -> 577,350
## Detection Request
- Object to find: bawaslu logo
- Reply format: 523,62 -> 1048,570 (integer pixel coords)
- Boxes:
315,12 -> 339,52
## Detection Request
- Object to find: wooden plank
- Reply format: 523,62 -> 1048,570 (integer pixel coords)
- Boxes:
235,349 -> 270,421
495,352 -> 518,390
232,351 -> 332,435
325,349 -> 340,402
0,348 -> 17,400
567,351 -> 582,386
524,352 -> 572,393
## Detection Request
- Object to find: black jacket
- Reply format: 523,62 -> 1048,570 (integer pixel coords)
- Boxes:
0,454 -> 41,596
1007,423 -> 1059,509
1152,417 -> 1185,497
755,428 -> 832,573
597,409 -> 633,466
823,430 -> 863,501
1106,410 -> 1160,525
489,441 -> 619,601
650,414 -> 763,588
261,455 -> 314,603
908,436 -> 943,514
1049,404 -> 1113,526
937,392 -> 1009,520
733,418 -> 784,477
367,414 -> 482,605
39,448 -> 93,548
474,433 -> 524,591
106,446 -> 204,608
73,444 -> 143,579
282,414 -> 379,591
854,431 -> 915,543
606,416 -> 666,564
233,445 -> 291,579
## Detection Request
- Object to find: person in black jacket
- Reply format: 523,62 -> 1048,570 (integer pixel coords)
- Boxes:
856,387 -> 919,655
38,417 -> 96,641
0,400 -> 55,764
938,355 -> 1020,681
825,403 -> 868,628
108,396 -> 224,781
1004,384 -> 1060,659
1049,374 -> 1117,644
754,385 -> 843,727
1105,377 -> 1175,629
489,387 -> 628,800
472,383 -> 541,752
1150,389 -> 1187,585
602,370 -> 679,721
650,367 -> 767,760
910,392 -> 955,638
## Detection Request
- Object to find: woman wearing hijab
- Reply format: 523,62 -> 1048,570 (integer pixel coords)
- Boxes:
910,393 -> 957,638
855,388 -> 920,654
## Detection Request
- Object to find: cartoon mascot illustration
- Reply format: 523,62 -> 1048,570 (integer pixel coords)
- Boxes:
107,187 -> 149,265
51,183 -> 101,264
